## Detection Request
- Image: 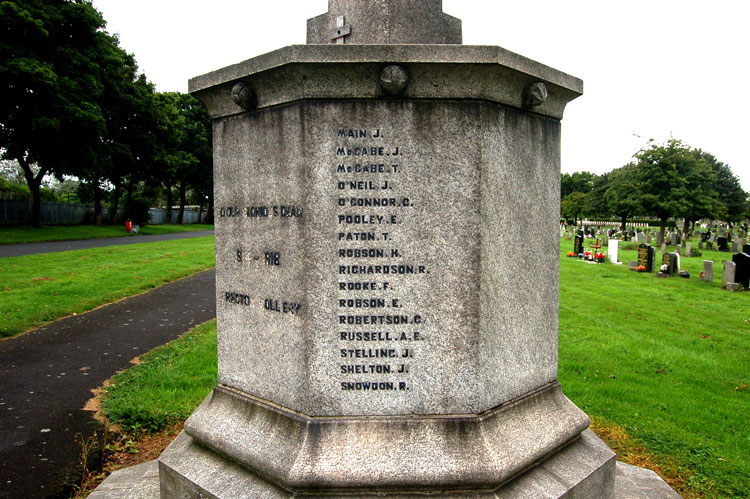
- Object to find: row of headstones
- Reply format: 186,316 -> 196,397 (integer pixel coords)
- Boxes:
567,229 -> 748,254
573,235 -> 750,291
563,225 -> 749,249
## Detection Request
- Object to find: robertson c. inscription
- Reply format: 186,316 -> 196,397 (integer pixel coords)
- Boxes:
336,128 -> 426,393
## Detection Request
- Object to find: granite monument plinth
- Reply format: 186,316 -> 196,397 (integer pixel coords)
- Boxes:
160,1 -> 617,497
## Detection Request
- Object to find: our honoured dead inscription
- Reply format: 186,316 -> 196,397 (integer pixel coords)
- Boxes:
335,128 -> 427,393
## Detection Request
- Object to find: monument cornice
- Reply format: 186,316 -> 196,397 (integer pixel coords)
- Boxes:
189,44 -> 583,120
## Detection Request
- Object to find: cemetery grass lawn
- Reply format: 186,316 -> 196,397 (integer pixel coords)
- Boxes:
0,223 -> 214,245
101,320 -> 217,433
559,240 -> 749,498
0,237 -> 215,338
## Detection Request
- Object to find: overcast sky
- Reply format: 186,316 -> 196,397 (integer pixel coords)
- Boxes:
92,0 -> 750,192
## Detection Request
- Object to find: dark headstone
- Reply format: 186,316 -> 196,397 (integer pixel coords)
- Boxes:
744,244 -> 750,254
660,252 -> 677,276
718,236 -> 729,252
732,253 -> 750,290
637,243 -> 655,273
574,231 -> 584,255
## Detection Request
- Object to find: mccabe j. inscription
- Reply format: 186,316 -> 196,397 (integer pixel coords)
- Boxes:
336,128 -> 426,393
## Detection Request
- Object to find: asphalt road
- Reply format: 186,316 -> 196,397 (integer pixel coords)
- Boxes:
0,230 -> 214,258
0,262 -> 216,497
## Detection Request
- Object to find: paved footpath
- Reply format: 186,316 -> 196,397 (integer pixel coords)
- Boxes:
0,269 -> 216,498
0,230 -> 214,258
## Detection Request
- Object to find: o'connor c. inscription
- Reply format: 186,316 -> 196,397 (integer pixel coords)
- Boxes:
336,128 -> 426,394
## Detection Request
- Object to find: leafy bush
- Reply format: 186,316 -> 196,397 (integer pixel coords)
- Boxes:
124,198 -> 151,226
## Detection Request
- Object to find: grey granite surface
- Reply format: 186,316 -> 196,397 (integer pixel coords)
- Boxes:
307,0 -> 462,45
93,458 -> 683,498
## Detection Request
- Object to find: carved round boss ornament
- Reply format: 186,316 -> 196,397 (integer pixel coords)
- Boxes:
231,81 -> 257,110
523,81 -> 548,108
379,65 -> 410,96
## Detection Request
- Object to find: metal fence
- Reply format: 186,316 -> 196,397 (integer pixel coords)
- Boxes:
1,199 -> 206,225
148,208 -> 207,225
1,199 -> 102,225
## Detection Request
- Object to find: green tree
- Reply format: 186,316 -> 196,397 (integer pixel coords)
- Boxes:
693,150 -> 747,223
0,0 -> 109,225
604,163 -> 642,231
561,191 -> 590,226
150,92 -> 211,224
634,139 -> 710,244
587,171 -> 611,218
561,171 -> 596,198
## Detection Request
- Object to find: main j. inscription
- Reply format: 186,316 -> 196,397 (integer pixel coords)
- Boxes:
336,128 -> 426,393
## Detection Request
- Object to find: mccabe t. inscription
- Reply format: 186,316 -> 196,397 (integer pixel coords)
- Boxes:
336,128 -> 426,393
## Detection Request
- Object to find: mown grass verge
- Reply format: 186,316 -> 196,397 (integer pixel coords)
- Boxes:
96,239 -> 748,497
0,236 -> 215,338
0,224 -> 214,245
101,320 -> 218,433
560,238 -> 748,498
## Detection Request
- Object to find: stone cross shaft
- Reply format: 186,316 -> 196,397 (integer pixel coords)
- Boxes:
307,0 -> 462,44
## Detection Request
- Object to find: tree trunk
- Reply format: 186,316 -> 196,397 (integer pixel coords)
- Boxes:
93,181 -> 102,226
124,177 -> 134,208
177,180 -> 186,224
17,157 -> 46,226
203,195 -> 214,224
109,179 -> 122,224
659,218 -> 667,245
197,198 -> 204,224
164,183 -> 173,224
620,215 -> 627,232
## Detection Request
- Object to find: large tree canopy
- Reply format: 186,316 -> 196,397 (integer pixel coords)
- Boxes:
0,0 -> 111,224
633,139 -> 715,242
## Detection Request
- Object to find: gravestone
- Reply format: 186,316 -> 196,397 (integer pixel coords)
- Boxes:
686,243 -> 692,257
158,2 -> 615,497
646,233 -> 652,244
744,244 -> 750,254
609,239 -> 620,264
733,253 -> 750,290
636,232 -> 644,244
659,253 -> 676,276
698,240 -> 704,249
718,236 -> 728,252
637,243 -> 655,273
574,231 -> 584,255
674,233 -> 681,246
661,242 -> 667,254
676,244 -> 681,256
723,261 -> 739,291
702,260 -> 714,282
732,240 -> 740,253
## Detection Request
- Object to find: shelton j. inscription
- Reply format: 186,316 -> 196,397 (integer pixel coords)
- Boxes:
335,127 -> 425,393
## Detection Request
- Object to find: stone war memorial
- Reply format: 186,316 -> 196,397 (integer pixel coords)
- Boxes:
141,1 -> 677,497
